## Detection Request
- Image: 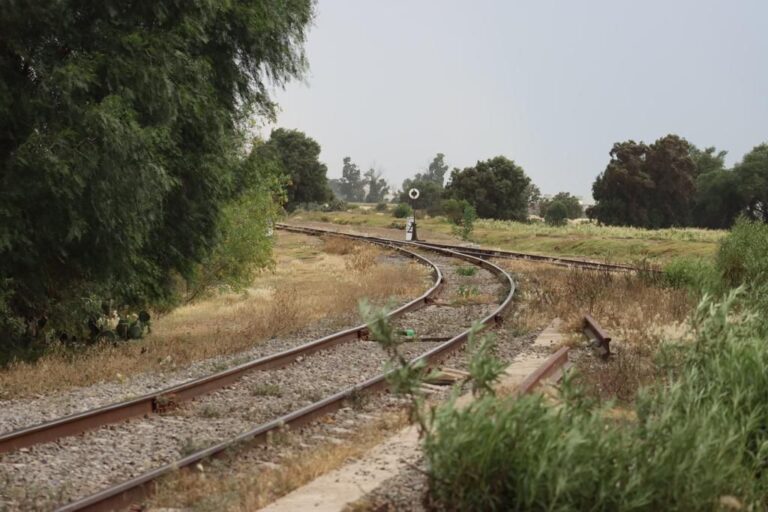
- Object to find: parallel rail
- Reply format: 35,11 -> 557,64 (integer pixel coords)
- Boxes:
54,227 -> 517,512
277,223 -> 661,274
0,244 -> 443,455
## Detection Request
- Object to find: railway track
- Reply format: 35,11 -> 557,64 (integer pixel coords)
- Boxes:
0,231 -> 516,511
277,223 -> 661,274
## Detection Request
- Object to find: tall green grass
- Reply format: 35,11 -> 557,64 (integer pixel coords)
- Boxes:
423,291 -> 768,510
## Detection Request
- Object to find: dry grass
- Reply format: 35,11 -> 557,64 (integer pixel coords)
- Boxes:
150,411 -> 409,511
0,232 -> 430,399
502,260 -> 694,402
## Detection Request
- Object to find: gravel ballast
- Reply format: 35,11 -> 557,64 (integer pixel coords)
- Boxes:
0,247 -> 512,511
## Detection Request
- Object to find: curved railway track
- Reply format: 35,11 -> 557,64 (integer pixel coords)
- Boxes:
0,243 -> 442,455
0,230 -> 516,511
278,223 -> 661,274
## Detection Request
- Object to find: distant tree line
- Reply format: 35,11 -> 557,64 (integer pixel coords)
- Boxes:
589,135 -> 768,229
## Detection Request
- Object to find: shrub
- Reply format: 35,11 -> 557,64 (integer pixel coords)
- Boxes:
393,203 -> 413,218
375,202 -> 388,212
441,198 -> 470,225
423,291 -> 768,510
543,200 -> 568,226
366,291 -> 768,510
456,266 -> 477,277
717,217 -> 768,289
450,203 -> 477,240
662,257 -> 718,293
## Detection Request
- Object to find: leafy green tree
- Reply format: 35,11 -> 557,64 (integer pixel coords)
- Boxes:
265,128 -> 331,211
0,0 -> 313,347
339,157 -> 365,202
733,143 -> 768,222
398,178 -> 444,214
446,156 -> 531,221
526,183 -> 542,214
590,135 -> 696,228
364,168 -> 389,203
396,153 -> 450,214
690,145 -> 727,176
540,192 -> 583,219
544,201 -> 569,226
425,153 -> 449,186
692,169 -> 743,229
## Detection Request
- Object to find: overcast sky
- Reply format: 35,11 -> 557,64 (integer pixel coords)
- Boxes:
267,0 -> 768,198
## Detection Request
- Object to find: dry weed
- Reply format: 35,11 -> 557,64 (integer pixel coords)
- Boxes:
500,259 -> 693,402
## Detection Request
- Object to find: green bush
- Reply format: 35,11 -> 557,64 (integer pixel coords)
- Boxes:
423,291 -> 768,510
544,200 -> 569,226
717,217 -> 768,289
441,198 -> 471,225
392,203 -> 413,219
662,257 -> 718,292
375,202 -> 388,212
456,266 -> 477,277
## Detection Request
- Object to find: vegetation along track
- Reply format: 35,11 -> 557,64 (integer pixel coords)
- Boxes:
0,230 -> 515,511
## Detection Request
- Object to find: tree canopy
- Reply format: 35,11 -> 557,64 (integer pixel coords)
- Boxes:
338,157 -> 365,202
540,192 -> 583,220
364,168 -> 389,203
0,0 -> 314,347
265,128 -> 331,211
446,156 -> 532,221
398,153 -> 451,214
589,135 -> 696,228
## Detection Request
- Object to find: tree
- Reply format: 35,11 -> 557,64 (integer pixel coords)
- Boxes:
364,168 -> 389,203
691,168 -> 743,229
395,153 -> 451,214
526,183 -> 542,214
339,157 -> 365,202
590,135 -> 696,228
265,128 -> 331,211
399,178 -> 444,214
544,201 -> 569,226
688,145 -> 741,229
540,192 -> 583,219
690,145 -> 727,176
733,143 -> 768,222
425,153 -> 449,186
445,156 -> 531,221
0,1 -> 313,346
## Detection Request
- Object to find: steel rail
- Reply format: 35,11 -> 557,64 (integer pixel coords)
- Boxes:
0,243 -> 444,455
55,230 -> 516,512
583,314 -> 612,359
276,223 -> 660,274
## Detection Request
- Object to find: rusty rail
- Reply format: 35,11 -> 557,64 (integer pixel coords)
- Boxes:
0,243 -> 444,455
54,228 -> 516,512
516,346 -> 571,395
583,314 -> 612,359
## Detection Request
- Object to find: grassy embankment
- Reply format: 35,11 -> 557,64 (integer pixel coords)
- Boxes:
0,232 -> 429,399
289,206 -> 724,265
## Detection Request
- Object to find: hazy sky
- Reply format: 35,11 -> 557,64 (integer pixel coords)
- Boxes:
268,0 -> 768,198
